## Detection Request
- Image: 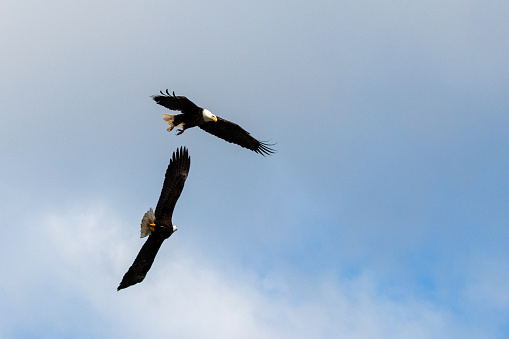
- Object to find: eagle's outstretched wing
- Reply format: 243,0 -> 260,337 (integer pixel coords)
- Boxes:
117,234 -> 166,290
152,90 -> 200,114
117,147 -> 191,291
155,146 -> 190,221
199,117 -> 275,156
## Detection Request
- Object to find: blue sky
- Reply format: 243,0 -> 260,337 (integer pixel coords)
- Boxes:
1,0 -> 509,338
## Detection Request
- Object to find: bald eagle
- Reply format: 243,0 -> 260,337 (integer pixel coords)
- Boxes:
152,90 -> 275,156
117,147 -> 190,291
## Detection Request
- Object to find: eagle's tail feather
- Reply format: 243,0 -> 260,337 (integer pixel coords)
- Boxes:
140,208 -> 156,238
162,114 -> 177,131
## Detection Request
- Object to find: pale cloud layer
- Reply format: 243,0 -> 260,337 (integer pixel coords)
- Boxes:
1,0 -> 509,337
0,205 -> 491,338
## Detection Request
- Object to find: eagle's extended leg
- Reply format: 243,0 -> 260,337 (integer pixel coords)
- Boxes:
166,126 -> 174,131
176,129 -> 185,135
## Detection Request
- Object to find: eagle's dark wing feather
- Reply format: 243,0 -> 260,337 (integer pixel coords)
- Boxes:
117,234 -> 166,290
199,117 -> 276,156
152,90 -> 200,114
155,146 -> 191,221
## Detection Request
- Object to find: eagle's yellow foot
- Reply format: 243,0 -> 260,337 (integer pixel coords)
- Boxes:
149,223 -> 156,232
176,129 -> 185,135
166,126 -> 174,132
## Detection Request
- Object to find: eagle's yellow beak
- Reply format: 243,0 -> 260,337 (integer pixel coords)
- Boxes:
212,116 -> 218,122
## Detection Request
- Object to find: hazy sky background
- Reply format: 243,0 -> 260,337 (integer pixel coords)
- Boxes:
2,0 -> 509,338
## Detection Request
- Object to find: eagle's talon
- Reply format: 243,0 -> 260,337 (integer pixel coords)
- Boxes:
176,129 -> 184,135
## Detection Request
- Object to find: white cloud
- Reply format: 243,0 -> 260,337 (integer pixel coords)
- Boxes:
0,203 -> 494,338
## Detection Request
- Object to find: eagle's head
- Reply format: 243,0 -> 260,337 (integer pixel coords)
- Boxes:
202,109 -> 218,122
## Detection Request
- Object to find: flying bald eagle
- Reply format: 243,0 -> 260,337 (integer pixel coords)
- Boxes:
117,147 -> 190,291
152,90 -> 275,156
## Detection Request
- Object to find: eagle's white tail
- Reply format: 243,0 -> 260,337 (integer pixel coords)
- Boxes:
140,208 -> 156,238
162,114 -> 182,131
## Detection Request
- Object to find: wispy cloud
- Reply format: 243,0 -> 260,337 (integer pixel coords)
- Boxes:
0,204 -> 495,338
